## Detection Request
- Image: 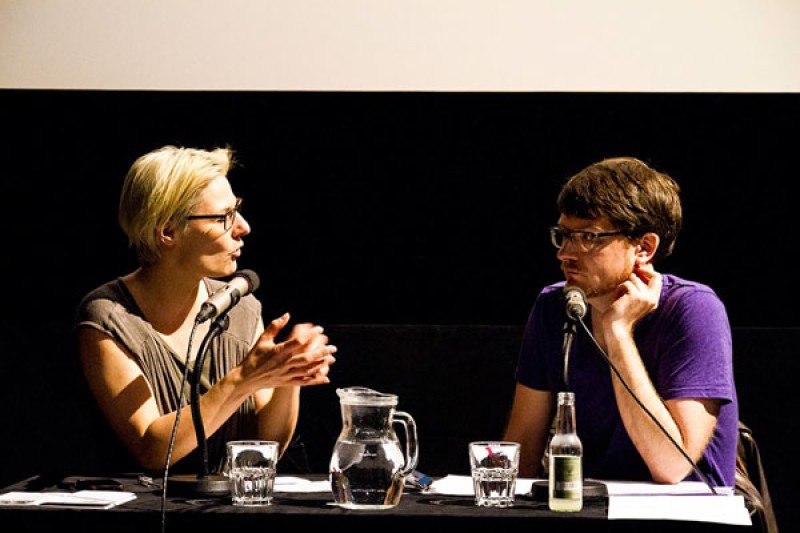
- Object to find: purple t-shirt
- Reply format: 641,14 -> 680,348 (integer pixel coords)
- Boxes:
516,274 -> 738,487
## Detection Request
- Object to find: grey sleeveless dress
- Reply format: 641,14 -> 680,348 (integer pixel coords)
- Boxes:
75,277 -> 261,474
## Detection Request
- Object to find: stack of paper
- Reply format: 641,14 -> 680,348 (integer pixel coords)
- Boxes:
0,490 -> 137,509
604,482 -> 749,525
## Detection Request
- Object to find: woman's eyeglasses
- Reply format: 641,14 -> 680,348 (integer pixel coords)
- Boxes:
187,197 -> 242,232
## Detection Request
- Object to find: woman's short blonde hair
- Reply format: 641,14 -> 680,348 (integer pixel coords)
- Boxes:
119,145 -> 234,264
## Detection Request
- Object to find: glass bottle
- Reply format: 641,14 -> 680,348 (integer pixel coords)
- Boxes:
548,391 -> 583,511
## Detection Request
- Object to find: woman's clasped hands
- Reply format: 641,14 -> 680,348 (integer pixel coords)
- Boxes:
242,312 -> 337,388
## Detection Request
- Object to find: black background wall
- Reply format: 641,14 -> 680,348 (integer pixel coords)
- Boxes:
2,90 -> 798,328
1,90 -> 797,529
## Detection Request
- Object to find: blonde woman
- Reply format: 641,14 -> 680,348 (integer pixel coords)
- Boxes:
75,145 -> 336,475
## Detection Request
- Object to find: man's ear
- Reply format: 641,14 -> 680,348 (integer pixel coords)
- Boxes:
635,233 -> 659,265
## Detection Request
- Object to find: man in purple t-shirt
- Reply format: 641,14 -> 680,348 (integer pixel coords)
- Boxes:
503,157 -> 738,487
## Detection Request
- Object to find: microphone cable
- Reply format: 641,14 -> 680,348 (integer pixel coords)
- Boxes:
160,316 -> 202,533
573,315 -> 719,495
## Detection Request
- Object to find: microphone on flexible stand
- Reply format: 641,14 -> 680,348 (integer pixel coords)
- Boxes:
192,315 -> 230,480
163,270 -> 261,498
168,313 -> 232,496
561,285 -> 586,389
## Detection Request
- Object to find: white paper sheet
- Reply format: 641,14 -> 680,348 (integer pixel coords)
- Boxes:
274,476 -> 330,493
608,494 -> 751,525
0,490 -> 137,509
428,474 -> 535,496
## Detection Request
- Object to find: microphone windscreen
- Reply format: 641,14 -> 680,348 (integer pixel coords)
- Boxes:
563,285 -> 587,320
237,269 -> 260,293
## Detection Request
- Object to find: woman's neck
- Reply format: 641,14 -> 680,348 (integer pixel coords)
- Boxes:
122,265 -> 208,334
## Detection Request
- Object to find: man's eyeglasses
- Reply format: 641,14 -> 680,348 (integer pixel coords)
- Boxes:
549,226 -> 626,252
187,197 -> 242,232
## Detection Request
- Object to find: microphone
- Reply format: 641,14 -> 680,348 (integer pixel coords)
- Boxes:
561,285 -> 586,390
564,285 -> 587,321
195,269 -> 260,323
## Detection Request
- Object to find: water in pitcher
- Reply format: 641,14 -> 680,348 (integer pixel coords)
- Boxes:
330,439 -> 405,509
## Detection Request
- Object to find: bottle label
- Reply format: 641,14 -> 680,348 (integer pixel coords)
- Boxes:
552,456 -> 582,499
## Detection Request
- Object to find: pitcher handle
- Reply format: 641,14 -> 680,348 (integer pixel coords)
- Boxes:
393,410 -> 419,477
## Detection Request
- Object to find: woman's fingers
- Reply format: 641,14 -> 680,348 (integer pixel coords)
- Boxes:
261,313 -> 291,343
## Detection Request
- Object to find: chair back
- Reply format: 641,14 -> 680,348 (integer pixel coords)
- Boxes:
735,421 -> 779,533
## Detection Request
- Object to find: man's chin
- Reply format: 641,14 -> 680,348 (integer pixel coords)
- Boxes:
583,285 -> 615,300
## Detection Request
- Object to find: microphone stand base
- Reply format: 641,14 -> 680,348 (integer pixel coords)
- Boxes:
168,473 -> 231,497
525,479 -> 607,502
